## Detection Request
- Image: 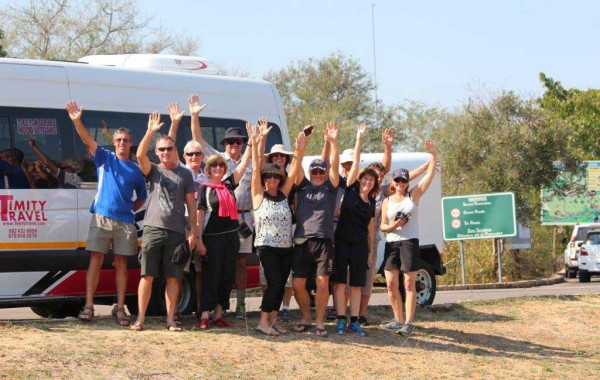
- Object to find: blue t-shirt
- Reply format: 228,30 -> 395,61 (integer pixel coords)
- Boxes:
91,146 -> 147,223
0,159 -> 30,189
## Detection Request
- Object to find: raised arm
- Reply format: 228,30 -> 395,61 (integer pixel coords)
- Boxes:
408,160 -> 429,182
256,117 -> 272,169
28,138 -> 58,177
188,94 -> 208,147
283,131 -> 309,197
136,112 -> 164,176
412,139 -> 438,203
232,122 -> 252,184
250,125 -> 264,209
320,126 -> 331,169
325,122 -> 340,187
346,123 -> 368,186
66,101 -> 98,157
381,128 -> 393,175
167,101 -> 185,142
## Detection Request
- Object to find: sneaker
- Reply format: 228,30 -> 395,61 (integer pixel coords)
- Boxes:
397,323 -> 414,336
198,318 -> 210,330
212,317 -> 231,328
278,309 -> 291,322
335,318 -> 347,334
379,320 -> 404,331
235,303 -> 247,320
358,316 -> 369,326
348,321 -> 366,336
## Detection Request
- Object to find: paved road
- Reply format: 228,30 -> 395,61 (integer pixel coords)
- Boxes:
2,277 -> 599,321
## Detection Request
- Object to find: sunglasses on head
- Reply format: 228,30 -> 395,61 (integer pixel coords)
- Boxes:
225,139 -> 244,145
263,173 -> 282,180
185,151 -> 203,157
209,162 -> 226,168
394,177 -> 408,184
156,146 -> 174,152
310,168 -> 326,175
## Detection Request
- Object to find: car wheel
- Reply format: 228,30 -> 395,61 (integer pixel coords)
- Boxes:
579,270 -> 591,283
147,272 -> 196,316
398,259 -> 437,306
566,267 -> 577,279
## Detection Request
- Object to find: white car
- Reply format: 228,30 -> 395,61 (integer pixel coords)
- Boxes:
564,224 -> 600,278
577,229 -> 600,283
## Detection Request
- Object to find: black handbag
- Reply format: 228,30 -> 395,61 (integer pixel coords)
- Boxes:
172,240 -> 191,265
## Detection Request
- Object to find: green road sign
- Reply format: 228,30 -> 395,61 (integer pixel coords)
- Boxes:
442,192 -> 517,241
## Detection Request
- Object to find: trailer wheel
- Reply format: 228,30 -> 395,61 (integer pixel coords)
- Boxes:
147,272 -> 196,316
398,259 -> 437,306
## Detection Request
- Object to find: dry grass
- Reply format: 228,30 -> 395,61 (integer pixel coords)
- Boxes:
1,295 -> 598,380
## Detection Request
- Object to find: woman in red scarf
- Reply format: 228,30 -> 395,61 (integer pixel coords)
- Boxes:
196,123 -> 251,330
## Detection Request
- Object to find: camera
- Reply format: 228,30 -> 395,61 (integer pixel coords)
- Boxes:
238,220 -> 253,238
303,125 -> 314,136
396,211 -> 411,221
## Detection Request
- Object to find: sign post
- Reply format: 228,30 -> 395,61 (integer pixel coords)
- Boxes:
442,192 -> 517,284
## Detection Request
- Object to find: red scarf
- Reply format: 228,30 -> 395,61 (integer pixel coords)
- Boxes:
203,181 -> 238,220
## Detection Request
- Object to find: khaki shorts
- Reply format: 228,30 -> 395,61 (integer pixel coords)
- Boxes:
86,214 -> 138,256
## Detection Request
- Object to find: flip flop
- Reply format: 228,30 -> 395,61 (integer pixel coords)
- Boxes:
315,328 -> 328,338
129,323 -> 144,331
294,323 -> 312,333
167,324 -> 182,332
272,323 -> 288,334
255,326 -> 279,336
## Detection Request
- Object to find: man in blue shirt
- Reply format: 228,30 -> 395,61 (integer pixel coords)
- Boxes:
0,148 -> 30,189
66,100 -> 147,326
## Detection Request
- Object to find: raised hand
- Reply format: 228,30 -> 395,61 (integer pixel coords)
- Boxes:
382,128 -> 394,147
425,139 -> 437,154
257,117 -> 272,137
357,123 -> 368,139
65,101 -> 83,121
188,93 -> 207,115
167,101 -> 185,123
324,122 -> 339,143
296,130 -> 309,151
249,122 -> 261,146
147,112 -> 164,132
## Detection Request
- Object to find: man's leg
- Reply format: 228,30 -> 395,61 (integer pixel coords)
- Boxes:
133,275 -> 153,326
235,252 -> 248,318
113,254 -> 128,310
85,251 -> 105,309
315,275 -> 330,329
292,277 -> 311,325
165,277 -> 180,326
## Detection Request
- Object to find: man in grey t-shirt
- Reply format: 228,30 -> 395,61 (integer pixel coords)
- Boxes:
130,112 -> 197,331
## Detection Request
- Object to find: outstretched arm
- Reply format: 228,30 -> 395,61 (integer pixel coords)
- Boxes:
189,94 -> 208,147
66,101 -> 98,157
250,124 -> 264,209
325,122 -> 340,187
381,128 -> 393,175
28,139 -> 58,177
412,139 -> 438,203
346,123 -> 368,186
283,131 -> 309,197
256,117 -> 272,169
167,101 -> 185,142
136,112 -> 164,176
232,122 -> 252,184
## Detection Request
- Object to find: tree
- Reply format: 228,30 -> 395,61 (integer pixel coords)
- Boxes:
0,29 -> 7,57
265,52 -> 379,154
0,0 -> 200,61
539,73 -> 600,160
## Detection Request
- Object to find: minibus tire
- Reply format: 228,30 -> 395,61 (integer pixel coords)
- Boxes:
147,273 -> 196,316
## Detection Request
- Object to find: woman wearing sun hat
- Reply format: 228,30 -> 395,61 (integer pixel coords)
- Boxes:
379,139 -> 438,337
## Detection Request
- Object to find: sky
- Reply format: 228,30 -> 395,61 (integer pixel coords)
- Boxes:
143,0 -> 600,109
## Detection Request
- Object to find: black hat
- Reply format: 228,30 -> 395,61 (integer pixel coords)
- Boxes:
220,127 -> 248,145
392,168 -> 409,182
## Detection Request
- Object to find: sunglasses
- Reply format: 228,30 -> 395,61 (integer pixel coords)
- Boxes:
271,153 -> 287,158
310,168 -> 326,175
114,138 -> 131,143
185,151 -> 204,157
263,173 -> 282,180
209,162 -> 226,168
156,146 -> 174,152
394,178 -> 408,184
225,139 -> 244,145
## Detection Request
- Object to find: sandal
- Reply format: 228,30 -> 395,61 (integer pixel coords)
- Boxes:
255,325 -> 279,336
167,324 -> 182,332
294,323 -> 312,333
111,306 -> 130,327
129,322 -> 144,331
272,323 -> 288,334
78,305 -> 94,322
315,328 -> 328,338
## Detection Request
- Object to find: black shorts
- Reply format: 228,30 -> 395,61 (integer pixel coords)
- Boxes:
332,238 -> 369,287
292,238 -> 334,278
383,239 -> 420,272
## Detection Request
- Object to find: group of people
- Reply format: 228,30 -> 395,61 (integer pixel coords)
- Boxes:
64,94 -> 439,337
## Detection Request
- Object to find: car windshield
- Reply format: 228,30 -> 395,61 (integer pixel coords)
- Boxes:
585,233 -> 600,245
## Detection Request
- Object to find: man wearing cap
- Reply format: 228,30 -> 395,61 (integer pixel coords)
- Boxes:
189,94 -> 253,319
292,122 -> 340,336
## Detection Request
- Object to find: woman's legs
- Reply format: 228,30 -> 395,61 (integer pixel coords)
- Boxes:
385,269 -> 404,323
403,271 -> 417,323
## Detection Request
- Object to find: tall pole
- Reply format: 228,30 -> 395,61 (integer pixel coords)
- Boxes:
460,240 -> 466,285
371,3 -> 379,129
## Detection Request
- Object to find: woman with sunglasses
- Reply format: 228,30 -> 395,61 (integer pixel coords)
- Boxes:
379,139 -> 438,337
332,123 -> 380,336
195,123 -> 252,330
250,126 -> 308,335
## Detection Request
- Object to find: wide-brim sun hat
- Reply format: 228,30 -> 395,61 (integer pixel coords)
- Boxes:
264,144 -> 294,159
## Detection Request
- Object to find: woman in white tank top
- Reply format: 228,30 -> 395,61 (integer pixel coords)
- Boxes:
379,140 -> 438,336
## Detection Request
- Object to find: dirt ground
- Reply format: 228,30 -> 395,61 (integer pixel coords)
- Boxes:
1,295 -> 598,380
